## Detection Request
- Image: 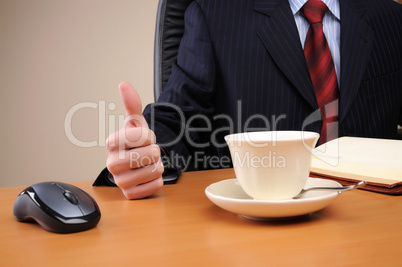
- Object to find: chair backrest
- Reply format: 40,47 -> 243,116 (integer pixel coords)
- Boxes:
154,0 -> 195,101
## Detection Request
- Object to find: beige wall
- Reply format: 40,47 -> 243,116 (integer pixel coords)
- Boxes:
0,0 -> 158,187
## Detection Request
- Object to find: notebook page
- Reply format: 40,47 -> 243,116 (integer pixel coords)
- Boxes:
311,137 -> 402,185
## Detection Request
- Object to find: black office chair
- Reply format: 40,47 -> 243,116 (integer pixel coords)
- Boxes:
154,0 -> 194,101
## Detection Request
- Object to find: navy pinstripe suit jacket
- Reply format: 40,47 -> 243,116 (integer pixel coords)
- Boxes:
144,0 -> 402,172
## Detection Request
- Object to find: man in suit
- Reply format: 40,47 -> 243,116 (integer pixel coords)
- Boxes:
97,0 -> 402,199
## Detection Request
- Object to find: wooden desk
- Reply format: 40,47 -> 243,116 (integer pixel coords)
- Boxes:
1,168 -> 402,266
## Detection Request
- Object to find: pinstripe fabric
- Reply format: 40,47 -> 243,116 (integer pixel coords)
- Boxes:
143,0 -> 402,172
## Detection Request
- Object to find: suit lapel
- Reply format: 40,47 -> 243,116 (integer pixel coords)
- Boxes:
254,0 -> 374,123
339,0 -> 373,123
254,0 -> 318,110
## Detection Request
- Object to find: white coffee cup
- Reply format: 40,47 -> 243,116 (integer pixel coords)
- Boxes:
225,131 -> 319,200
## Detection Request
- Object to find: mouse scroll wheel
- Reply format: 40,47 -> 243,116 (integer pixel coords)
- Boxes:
63,191 -> 79,205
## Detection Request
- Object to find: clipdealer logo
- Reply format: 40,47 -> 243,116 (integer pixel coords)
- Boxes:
64,99 -> 340,167
64,100 -> 124,148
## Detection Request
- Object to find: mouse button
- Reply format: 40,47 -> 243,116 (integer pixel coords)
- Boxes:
72,192 -> 97,215
77,195 -> 98,215
61,185 -> 97,215
47,199 -> 83,218
30,182 -> 56,197
63,191 -> 78,205
32,183 -> 83,218
31,182 -> 63,206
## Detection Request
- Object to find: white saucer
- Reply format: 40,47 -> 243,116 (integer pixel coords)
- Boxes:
205,177 -> 341,219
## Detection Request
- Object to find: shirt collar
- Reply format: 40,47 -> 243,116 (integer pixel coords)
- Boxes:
288,0 -> 340,20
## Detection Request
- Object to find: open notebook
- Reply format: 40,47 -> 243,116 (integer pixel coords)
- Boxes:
310,137 -> 402,195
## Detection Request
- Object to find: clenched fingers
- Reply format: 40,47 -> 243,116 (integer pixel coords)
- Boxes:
106,144 -> 161,175
114,161 -> 164,199
122,176 -> 164,200
106,127 -> 156,152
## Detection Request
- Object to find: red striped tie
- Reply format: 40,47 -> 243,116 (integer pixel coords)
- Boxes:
302,0 -> 339,145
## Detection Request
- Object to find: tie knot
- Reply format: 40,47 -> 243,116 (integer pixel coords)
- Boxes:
301,0 -> 328,24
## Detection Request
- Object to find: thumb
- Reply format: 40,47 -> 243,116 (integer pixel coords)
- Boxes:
119,81 -> 149,129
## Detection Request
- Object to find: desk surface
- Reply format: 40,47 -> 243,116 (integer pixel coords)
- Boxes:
1,168 -> 402,266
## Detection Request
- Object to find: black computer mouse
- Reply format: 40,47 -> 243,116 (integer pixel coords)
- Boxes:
13,182 -> 101,234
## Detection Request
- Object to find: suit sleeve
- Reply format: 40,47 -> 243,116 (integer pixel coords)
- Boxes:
94,3 -> 216,186
143,1 -> 217,173
399,105 -> 402,126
